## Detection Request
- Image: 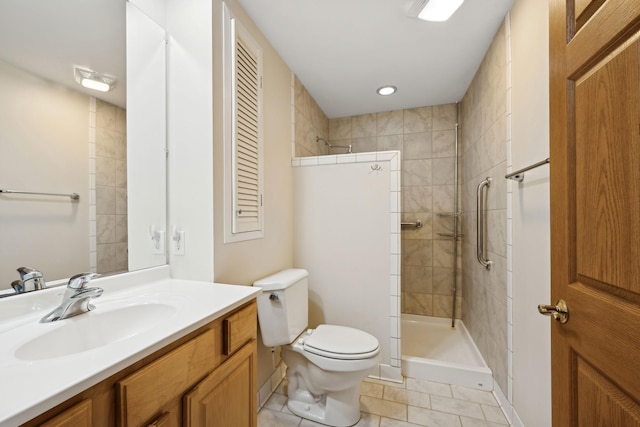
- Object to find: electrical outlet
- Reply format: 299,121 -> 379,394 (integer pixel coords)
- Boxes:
152,230 -> 165,255
172,229 -> 185,255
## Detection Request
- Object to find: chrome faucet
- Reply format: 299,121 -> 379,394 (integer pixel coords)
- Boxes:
41,273 -> 103,322
11,267 -> 47,293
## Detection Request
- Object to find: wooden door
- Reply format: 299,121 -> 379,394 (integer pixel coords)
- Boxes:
549,0 -> 640,425
183,341 -> 257,427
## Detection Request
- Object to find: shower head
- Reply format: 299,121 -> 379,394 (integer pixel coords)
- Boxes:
315,136 -> 352,154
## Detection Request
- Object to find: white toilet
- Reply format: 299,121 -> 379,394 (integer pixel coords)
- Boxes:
253,269 -> 380,427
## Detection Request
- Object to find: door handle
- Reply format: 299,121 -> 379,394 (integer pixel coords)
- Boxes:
538,299 -> 569,324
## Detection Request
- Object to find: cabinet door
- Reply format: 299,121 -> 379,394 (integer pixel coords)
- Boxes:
117,329 -> 216,426
184,340 -> 257,427
40,399 -> 92,427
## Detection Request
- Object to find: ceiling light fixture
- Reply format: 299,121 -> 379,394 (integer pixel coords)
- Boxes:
377,85 -> 397,96
74,67 -> 116,92
411,0 -> 464,22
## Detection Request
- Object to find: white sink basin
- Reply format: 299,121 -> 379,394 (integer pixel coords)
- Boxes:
0,267 -> 261,427
15,303 -> 177,360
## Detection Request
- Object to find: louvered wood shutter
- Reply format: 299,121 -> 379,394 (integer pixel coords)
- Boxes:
231,24 -> 263,235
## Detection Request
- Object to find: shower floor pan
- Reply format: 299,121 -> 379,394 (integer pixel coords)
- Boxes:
401,314 -> 493,391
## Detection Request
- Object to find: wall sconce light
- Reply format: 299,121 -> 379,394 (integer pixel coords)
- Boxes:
411,0 -> 464,22
74,67 -> 116,92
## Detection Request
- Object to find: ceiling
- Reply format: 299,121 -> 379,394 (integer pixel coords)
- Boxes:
0,0 -> 126,108
237,0 -> 514,119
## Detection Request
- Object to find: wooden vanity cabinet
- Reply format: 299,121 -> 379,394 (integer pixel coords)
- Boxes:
24,301 -> 257,427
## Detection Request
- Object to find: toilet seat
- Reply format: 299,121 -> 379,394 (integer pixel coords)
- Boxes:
302,325 -> 379,360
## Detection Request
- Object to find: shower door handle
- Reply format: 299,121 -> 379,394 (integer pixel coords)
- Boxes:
476,177 -> 492,270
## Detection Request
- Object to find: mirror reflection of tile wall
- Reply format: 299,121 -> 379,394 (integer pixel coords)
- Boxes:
93,99 -> 128,274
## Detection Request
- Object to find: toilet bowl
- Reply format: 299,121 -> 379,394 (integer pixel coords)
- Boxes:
253,269 -> 380,427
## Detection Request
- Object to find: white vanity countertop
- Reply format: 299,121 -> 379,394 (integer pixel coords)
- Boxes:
0,266 -> 261,426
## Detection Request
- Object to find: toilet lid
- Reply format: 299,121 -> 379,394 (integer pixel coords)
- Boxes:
303,325 -> 379,360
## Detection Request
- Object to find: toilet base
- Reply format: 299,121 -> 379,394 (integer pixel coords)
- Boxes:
287,385 -> 361,427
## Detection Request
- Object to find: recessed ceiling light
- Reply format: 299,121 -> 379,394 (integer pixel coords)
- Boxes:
377,86 -> 397,96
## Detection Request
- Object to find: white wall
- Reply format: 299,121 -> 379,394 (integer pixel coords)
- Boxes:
0,61 -> 90,284
509,0 -> 551,425
166,0 -> 214,281
292,152 -> 402,381
126,2 -> 168,271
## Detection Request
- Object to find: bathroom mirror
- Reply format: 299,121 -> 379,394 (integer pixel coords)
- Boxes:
0,0 -> 167,289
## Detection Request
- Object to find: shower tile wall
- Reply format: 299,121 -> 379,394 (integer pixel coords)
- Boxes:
94,99 -> 128,274
460,20 -> 509,393
326,105 -> 461,319
293,76 -> 329,157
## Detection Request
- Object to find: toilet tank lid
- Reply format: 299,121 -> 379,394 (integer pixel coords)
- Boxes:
253,268 -> 309,291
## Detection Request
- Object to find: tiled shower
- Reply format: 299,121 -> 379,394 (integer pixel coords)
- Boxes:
92,98 -> 128,275
292,17 -> 509,394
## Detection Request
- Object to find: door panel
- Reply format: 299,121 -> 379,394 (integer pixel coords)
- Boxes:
576,357 -> 640,426
550,0 -> 640,425
575,39 -> 640,293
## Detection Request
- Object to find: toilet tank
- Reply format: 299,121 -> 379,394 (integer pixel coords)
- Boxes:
253,269 -> 309,347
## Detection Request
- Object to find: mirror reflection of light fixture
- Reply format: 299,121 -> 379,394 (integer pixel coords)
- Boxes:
410,0 -> 464,22
74,66 -> 116,92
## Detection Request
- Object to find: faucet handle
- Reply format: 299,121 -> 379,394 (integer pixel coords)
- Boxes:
11,280 -> 23,293
68,272 -> 100,290
16,267 -> 46,291
17,267 -> 42,280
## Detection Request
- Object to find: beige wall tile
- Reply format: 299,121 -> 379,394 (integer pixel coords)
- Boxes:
96,127 -> 116,158
115,215 -> 128,243
115,242 -> 128,271
403,106 -> 432,134
378,134 -> 404,152
432,104 -> 457,131
377,110 -> 404,136
433,185 -> 455,213
96,156 -> 115,187
352,113 -> 377,137
115,188 -> 127,215
403,159 -> 432,186
402,265 -> 433,294
96,186 -> 116,215
403,132 -> 432,160
97,243 -> 116,273
96,99 -> 116,130
115,160 -> 127,188
96,214 -> 115,244
403,240 -> 433,267
329,117 -> 352,140
403,186 -> 432,213
403,292 -> 433,315
432,130 -> 456,158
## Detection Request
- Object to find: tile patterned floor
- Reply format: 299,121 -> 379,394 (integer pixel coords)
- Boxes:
258,377 -> 510,427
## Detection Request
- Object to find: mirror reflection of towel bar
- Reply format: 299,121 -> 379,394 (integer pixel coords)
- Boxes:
401,220 -> 422,229
0,188 -> 79,200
